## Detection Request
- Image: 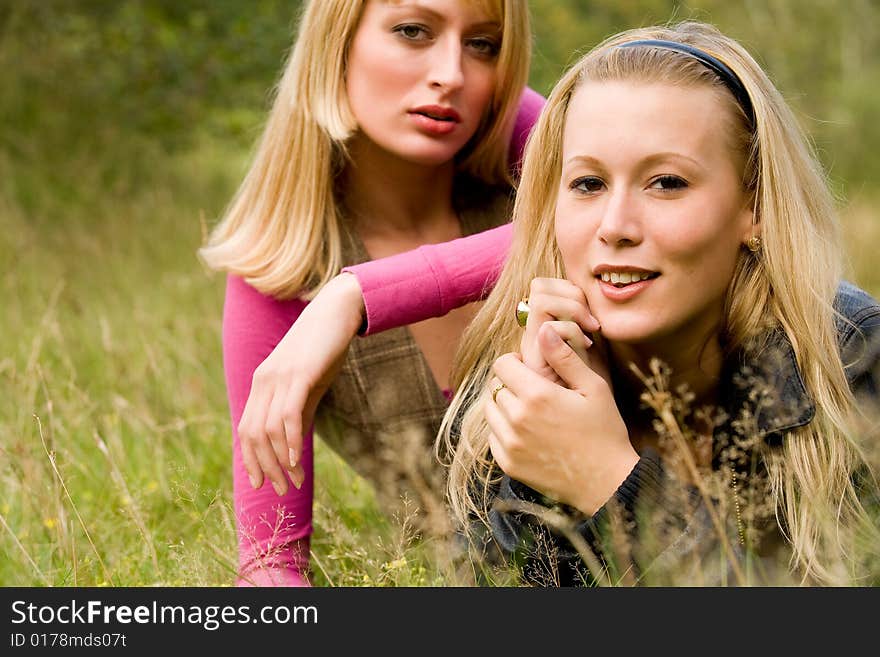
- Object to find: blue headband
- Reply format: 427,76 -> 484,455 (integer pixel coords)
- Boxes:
616,39 -> 756,128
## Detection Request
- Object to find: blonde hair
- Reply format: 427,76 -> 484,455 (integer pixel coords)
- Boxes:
440,21 -> 878,585
198,0 -> 531,300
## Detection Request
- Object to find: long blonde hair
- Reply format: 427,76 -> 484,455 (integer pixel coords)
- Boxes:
440,21 -> 878,585
198,0 -> 530,300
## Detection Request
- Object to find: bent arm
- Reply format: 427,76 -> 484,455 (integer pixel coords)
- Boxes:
343,223 -> 513,335
223,275 -> 313,586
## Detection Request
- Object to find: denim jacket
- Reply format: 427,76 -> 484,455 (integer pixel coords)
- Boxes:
490,281 -> 880,586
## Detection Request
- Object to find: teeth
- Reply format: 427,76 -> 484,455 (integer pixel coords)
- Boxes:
600,271 -> 654,285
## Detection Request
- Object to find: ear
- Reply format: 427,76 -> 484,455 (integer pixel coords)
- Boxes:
738,198 -> 758,246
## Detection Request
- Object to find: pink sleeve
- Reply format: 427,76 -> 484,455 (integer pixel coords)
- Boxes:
223,275 -> 314,586
509,86 -> 546,170
343,223 -> 513,334
342,88 -> 544,334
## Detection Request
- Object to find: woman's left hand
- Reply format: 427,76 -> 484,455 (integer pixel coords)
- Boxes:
486,323 -> 639,516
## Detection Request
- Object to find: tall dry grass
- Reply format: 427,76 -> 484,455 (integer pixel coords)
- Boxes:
1,130 -> 877,589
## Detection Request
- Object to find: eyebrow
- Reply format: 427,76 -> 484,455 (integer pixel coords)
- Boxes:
563,152 -> 706,171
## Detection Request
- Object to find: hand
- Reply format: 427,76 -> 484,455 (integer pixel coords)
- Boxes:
486,324 -> 638,516
237,273 -> 365,496
519,277 -> 600,385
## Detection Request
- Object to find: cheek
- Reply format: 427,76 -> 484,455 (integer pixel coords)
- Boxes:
464,66 -> 497,119
554,201 -> 595,273
347,41 -> 413,101
661,223 -> 742,284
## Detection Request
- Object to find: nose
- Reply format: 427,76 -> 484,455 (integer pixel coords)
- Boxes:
596,188 -> 643,247
427,36 -> 465,92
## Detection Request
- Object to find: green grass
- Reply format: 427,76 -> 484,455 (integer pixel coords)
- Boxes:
1,131 -> 877,587
0,141 -> 349,585
0,134 -> 485,587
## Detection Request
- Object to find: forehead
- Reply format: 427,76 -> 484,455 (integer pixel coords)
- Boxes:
562,80 -> 735,163
379,0 -> 501,22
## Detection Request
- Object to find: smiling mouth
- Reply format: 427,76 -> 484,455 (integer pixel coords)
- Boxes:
597,271 -> 660,288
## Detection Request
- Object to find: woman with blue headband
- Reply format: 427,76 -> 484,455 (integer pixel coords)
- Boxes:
246,21 -> 880,585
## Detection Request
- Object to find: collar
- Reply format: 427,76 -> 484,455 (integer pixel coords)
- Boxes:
720,328 -> 816,444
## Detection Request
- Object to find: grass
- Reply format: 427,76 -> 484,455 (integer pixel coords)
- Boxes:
0,135 -> 468,587
1,130 -> 878,587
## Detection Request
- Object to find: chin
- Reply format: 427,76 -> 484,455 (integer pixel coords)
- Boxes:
400,148 -> 461,167
598,326 -> 657,345
594,314 -> 663,345
397,136 -> 467,163
416,152 -> 460,166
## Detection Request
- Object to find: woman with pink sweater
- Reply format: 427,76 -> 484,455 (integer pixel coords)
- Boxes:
200,0 -> 541,586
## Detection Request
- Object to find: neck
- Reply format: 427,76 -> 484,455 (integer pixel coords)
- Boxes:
342,134 -> 458,241
608,325 -> 725,434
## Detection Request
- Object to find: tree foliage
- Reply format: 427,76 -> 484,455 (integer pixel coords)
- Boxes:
1,0 -> 878,202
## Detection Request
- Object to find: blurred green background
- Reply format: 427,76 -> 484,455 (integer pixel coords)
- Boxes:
1,1 -> 878,586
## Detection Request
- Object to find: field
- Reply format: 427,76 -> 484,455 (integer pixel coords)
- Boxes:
2,0 -> 879,586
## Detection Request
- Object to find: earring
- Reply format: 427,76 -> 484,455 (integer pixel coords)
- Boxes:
747,235 -> 762,253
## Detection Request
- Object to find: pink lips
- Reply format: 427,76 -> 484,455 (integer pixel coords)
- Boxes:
593,264 -> 660,302
408,105 -> 461,136
597,277 -> 657,301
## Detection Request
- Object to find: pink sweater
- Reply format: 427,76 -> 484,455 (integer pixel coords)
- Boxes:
223,88 -> 543,586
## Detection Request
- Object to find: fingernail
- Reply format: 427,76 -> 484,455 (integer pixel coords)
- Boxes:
248,474 -> 259,489
291,469 -> 305,490
289,448 -> 297,468
584,334 -> 593,348
272,481 -> 284,496
589,316 -> 601,331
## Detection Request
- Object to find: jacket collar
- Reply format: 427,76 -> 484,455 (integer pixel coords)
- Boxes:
720,328 -> 816,443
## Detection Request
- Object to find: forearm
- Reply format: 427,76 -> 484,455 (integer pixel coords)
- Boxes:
343,223 -> 513,335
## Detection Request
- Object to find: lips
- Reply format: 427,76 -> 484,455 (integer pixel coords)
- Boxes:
592,264 -> 660,301
409,105 -> 462,123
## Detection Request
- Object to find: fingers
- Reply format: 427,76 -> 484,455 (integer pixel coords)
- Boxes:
281,385 -> 308,468
541,320 -> 591,364
264,389 -> 296,477
238,384 -> 272,491
536,323 -> 606,392
288,462 -> 305,491
239,433 -> 263,491
484,381 -> 519,476
238,370 -> 306,497
253,432 -> 291,496
526,277 -> 600,332
521,278 -> 598,378
489,353 -> 552,404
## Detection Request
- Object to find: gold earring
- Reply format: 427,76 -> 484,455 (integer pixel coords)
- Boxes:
747,235 -> 762,253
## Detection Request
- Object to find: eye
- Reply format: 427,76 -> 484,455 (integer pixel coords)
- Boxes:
465,36 -> 500,57
648,175 -> 688,192
570,176 -> 605,195
393,23 -> 430,41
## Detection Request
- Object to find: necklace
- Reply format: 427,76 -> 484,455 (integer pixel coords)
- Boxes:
731,467 -> 745,546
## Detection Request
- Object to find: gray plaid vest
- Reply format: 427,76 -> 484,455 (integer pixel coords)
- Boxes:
314,177 -> 512,537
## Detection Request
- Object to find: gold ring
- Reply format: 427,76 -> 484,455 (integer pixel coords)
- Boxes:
515,298 -> 530,328
491,382 -> 506,403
